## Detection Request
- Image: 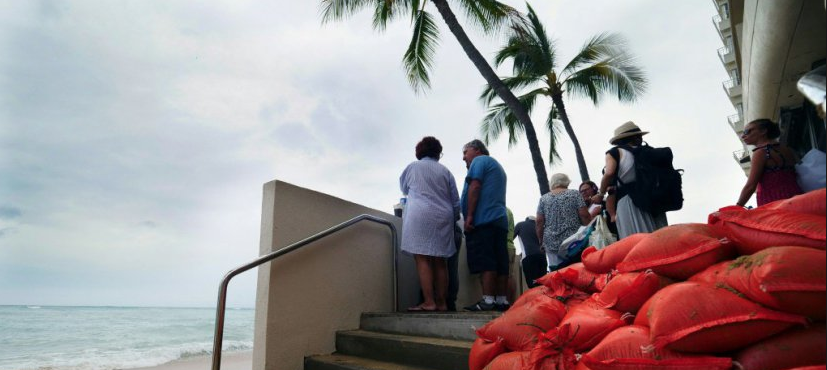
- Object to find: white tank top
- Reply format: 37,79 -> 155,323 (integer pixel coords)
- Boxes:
617,147 -> 636,184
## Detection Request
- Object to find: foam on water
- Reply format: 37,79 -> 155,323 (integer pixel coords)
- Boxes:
0,306 -> 254,370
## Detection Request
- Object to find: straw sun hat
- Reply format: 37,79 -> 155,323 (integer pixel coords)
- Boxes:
609,121 -> 649,145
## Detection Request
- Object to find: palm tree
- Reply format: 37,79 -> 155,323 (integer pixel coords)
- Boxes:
320,0 -> 552,194
480,3 -> 647,182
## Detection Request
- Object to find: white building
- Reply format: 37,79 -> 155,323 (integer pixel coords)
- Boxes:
713,0 -> 826,175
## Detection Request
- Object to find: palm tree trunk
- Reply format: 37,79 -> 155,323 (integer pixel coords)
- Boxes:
431,0 -> 549,195
551,92 -> 590,182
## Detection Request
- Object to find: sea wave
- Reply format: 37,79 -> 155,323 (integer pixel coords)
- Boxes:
4,340 -> 254,370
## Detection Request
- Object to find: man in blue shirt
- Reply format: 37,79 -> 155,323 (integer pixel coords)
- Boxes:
460,140 -> 510,311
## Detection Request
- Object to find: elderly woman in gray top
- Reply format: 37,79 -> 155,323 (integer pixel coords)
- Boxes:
400,136 -> 461,312
536,173 -> 590,270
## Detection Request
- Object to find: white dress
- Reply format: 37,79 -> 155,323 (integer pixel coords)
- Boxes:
399,158 -> 461,257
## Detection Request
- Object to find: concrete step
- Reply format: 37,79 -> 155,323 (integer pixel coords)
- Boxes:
360,312 -> 499,341
334,330 -> 471,370
305,354 -> 435,370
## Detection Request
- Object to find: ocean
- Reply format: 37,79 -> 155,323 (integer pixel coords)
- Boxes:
0,305 -> 254,370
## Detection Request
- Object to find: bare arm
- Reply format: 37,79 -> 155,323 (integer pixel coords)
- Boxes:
578,206 -> 591,226
464,179 -> 482,231
737,150 -> 766,207
592,152 -> 618,204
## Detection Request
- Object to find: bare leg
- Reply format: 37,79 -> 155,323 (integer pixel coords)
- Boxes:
496,274 -> 508,298
481,271 -> 497,296
432,257 -> 449,311
606,192 -> 618,223
413,254 -> 436,310
506,276 -> 517,303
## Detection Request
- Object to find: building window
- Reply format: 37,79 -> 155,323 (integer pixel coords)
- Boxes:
780,103 -> 827,158
720,3 -> 730,19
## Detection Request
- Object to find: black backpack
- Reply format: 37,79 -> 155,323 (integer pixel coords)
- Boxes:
609,143 -> 684,214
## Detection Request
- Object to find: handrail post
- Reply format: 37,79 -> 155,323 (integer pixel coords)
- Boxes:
210,214 -> 398,370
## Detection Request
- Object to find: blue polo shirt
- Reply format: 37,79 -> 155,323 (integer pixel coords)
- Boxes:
461,155 -> 508,229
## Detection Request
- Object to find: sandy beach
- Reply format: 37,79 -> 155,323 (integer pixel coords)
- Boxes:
132,351 -> 252,370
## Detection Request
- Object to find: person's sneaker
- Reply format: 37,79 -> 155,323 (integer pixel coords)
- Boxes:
464,300 -> 495,312
494,302 -> 511,312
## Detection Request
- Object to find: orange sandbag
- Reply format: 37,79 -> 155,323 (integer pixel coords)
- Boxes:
537,263 -> 613,293
512,285 -> 555,310
708,207 -> 826,255
690,247 -> 827,319
582,234 -> 647,273
529,326 -> 579,370
687,260 -> 730,286
760,188 -> 826,217
633,297 -> 653,327
594,271 -> 673,314
484,350 -> 576,370
557,298 -> 631,352
734,324 -> 826,370
783,367 -> 827,370
470,337 -> 507,370
643,282 -> 808,353
564,290 -> 593,309
476,293 -> 567,351
616,224 -> 735,280
580,325 -> 733,370
483,351 -> 530,370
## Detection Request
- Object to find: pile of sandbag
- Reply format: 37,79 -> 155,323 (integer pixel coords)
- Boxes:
470,188 -> 827,370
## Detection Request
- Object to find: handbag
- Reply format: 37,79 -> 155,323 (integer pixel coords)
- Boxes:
558,217 -> 597,262
589,215 -> 617,250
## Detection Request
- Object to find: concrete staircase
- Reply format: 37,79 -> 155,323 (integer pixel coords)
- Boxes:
305,312 -> 499,370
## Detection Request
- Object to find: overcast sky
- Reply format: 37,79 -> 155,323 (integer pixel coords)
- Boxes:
0,0 -> 746,308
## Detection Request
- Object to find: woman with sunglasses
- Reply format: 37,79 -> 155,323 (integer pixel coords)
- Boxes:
736,118 -> 802,207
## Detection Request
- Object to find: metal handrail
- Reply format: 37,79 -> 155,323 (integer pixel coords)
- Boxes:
210,214 -> 399,370
717,45 -> 733,64
722,78 -> 741,96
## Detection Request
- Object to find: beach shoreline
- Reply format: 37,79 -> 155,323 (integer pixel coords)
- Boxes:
131,351 -> 252,370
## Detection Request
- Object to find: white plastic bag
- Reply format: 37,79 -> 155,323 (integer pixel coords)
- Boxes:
589,215 -> 617,250
796,149 -> 827,192
558,218 -> 596,260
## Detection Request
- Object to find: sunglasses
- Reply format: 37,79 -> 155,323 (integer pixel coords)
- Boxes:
741,128 -> 752,136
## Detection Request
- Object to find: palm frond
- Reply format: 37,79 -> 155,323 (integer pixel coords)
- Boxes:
479,75 -> 544,105
493,4 -> 554,77
457,0 -> 517,34
403,10 -> 440,93
320,0 -> 376,23
545,112 -> 562,163
373,0 -> 414,31
560,32 -> 625,78
523,3 -> 555,74
564,52 -> 647,105
479,90 -> 542,147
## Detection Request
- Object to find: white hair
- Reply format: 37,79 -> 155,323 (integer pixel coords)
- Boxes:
549,173 -> 571,189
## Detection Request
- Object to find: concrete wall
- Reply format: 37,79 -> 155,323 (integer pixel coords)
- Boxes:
251,180 -> 484,370
741,0 -> 826,123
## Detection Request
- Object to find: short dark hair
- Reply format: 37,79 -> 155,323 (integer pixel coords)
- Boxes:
579,181 -> 598,193
749,118 -> 781,139
463,139 -> 489,155
614,135 -> 643,146
416,136 -> 443,160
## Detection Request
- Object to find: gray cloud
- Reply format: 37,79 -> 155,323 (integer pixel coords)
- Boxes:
0,0 -> 752,307
0,206 -> 22,220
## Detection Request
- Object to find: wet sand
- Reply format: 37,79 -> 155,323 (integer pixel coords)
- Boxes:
131,351 -> 252,370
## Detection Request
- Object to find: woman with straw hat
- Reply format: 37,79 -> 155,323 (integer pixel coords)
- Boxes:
592,121 -> 668,239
